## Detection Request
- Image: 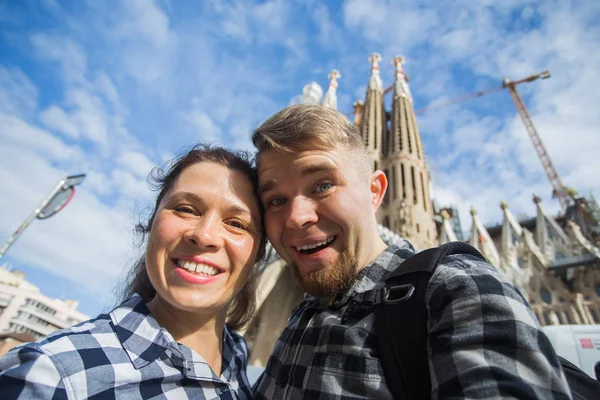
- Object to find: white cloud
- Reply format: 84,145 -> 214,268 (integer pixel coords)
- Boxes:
40,106 -> 79,139
0,114 -> 82,162
117,151 -> 155,179
184,109 -> 222,143
30,34 -> 88,84
0,66 -> 38,117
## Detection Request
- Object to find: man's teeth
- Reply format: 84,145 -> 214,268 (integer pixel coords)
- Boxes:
177,260 -> 220,276
296,237 -> 334,251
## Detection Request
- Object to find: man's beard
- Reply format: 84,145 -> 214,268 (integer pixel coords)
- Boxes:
291,250 -> 358,298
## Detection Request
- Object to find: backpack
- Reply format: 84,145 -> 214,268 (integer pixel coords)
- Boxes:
344,242 -> 600,399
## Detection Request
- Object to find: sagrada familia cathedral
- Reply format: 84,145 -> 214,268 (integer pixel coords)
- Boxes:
243,54 -> 600,367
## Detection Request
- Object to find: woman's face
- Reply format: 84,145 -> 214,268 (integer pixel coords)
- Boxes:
145,161 -> 262,316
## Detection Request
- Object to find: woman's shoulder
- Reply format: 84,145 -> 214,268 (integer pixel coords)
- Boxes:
0,312 -> 117,398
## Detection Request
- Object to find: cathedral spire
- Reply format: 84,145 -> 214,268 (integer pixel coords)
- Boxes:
500,201 -> 523,260
360,53 -> 385,171
533,195 -> 570,261
352,99 -> 364,126
469,207 -> 501,267
381,52 -> 436,250
392,55 -> 413,102
438,209 -> 458,244
499,201 -> 528,294
368,53 -> 383,92
322,69 -> 341,109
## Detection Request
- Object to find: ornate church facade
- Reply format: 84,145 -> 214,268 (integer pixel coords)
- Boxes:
243,54 -> 600,367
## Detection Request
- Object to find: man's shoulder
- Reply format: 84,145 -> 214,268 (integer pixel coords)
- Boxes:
433,251 -> 514,287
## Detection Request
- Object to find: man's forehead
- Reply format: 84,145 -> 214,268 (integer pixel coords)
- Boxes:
257,148 -> 342,175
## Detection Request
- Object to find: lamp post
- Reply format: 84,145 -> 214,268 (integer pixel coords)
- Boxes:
0,174 -> 86,262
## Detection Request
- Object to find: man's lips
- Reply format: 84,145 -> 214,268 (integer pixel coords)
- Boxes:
292,236 -> 337,255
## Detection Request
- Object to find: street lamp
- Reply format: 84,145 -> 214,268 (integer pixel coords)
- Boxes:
0,174 -> 86,262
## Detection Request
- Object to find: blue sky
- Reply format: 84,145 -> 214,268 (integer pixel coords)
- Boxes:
1,0 -> 599,317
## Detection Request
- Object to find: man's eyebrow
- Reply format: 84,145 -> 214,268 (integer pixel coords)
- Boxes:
258,163 -> 337,197
258,180 -> 277,197
300,163 -> 336,177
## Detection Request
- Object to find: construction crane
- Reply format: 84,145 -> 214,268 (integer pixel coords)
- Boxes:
351,70 -> 570,210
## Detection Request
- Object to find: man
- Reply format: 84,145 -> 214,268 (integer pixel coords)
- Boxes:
252,104 -> 571,399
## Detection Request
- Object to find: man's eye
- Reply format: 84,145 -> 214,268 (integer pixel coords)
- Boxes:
227,220 -> 249,230
315,182 -> 332,193
267,197 -> 286,207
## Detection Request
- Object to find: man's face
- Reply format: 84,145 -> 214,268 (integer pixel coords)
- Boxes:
258,145 -> 386,297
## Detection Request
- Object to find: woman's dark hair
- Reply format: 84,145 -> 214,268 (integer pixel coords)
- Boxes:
120,144 -> 266,330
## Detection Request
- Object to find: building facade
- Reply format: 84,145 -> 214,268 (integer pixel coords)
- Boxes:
243,54 -> 600,366
0,266 -> 89,341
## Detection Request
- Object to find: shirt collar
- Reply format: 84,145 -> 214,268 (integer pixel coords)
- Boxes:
109,294 -> 245,384
325,241 -> 416,308
110,294 -> 173,369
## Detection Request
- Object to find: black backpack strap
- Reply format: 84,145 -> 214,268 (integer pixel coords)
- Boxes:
345,242 -> 485,399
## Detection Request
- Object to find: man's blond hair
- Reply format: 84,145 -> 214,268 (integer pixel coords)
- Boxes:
252,104 -> 372,178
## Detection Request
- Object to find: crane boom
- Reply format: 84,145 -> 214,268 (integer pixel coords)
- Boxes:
503,75 -> 569,210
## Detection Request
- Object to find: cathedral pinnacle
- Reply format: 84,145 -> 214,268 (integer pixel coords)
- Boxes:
368,53 -> 383,91
392,55 -> 413,102
322,69 -> 341,109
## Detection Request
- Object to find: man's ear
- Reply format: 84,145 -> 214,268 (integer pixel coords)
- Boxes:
370,170 -> 387,213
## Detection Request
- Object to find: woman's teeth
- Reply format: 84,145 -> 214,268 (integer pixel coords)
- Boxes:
177,260 -> 220,276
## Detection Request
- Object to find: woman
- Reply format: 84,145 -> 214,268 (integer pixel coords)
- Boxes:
0,145 -> 266,399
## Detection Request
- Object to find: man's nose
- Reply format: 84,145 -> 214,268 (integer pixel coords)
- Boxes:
285,197 -> 318,230
184,212 -> 223,249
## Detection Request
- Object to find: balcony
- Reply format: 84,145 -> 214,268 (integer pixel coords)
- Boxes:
21,304 -> 71,329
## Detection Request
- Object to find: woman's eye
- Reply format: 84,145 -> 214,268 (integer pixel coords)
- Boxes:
315,182 -> 332,193
174,206 -> 196,214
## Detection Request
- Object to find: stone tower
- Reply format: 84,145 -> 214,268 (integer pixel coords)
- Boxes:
380,56 -> 437,250
322,69 -> 341,109
360,53 -> 385,172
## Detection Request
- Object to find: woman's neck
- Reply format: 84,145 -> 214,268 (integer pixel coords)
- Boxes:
146,296 -> 226,376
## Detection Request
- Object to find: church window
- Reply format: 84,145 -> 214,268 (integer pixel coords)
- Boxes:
565,312 -> 574,324
374,160 -> 378,171
411,166 -> 417,204
590,308 -> 599,323
540,288 -> 552,304
405,104 -> 413,154
416,223 -> 420,233
400,164 -> 406,199
421,172 -> 427,212
543,312 -> 551,325
595,283 -> 600,297
517,256 -> 525,268
414,128 -> 422,160
383,216 -> 390,229
392,166 -> 397,200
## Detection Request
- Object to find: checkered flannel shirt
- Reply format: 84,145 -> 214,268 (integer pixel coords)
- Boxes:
254,243 -> 572,399
0,294 -> 253,399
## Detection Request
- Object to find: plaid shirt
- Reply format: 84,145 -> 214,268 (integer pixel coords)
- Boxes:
254,243 -> 572,399
0,294 -> 253,399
